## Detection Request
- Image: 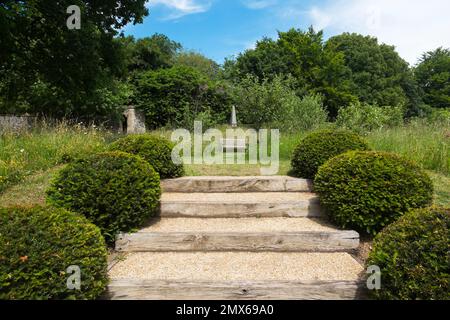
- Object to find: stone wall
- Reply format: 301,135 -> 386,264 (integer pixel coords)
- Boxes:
0,115 -> 37,132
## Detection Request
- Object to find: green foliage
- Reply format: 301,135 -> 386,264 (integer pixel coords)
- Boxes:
367,207 -> 450,300
227,28 -> 356,117
0,121 -> 109,193
0,0 -> 148,117
231,75 -> 328,130
336,102 -> 404,134
231,75 -> 294,128
133,65 -> 231,129
0,206 -> 108,300
46,152 -> 161,243
415,47 -> 450,109
109,134 -> 184,179
326,33 -> 424,116
175,51 -> 220,80
291,130 -> 370,179
120,34 -> 182,72
279,94 -> 329,132
367,119 -> 450,175
315,151 -> 434,235
428,108 -> 450,126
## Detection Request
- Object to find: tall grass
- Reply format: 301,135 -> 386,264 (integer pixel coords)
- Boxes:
0,121 -> 112,193
367,121 -> 449,175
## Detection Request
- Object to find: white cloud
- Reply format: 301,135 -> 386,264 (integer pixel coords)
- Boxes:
243,0 -> 278,10
306,0 -> 450,65
148,0 -> 212,19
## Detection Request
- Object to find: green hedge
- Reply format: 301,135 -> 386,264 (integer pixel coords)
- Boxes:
46,152 -> 161,243
314,151 -> 434,235
367,207 -> 450,300
291,130 -> 370,179
0,206 -> 108,300
109,134 -> 184,179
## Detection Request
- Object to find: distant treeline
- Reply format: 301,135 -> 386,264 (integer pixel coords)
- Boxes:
1,1 -> 449,129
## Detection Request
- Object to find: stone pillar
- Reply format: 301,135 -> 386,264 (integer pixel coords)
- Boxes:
123,107 -> 146,134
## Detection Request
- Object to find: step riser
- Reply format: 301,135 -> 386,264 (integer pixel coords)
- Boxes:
116,231 -> 359,253
105,280 -> 366,300
162,177 -> 313,193
160,202 -> 322,218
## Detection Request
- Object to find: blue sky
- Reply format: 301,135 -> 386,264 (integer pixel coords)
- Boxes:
123,0 -> 450,65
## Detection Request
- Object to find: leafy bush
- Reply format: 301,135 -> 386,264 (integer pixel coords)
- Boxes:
428,108 -> 450,126
336,102 -> 404,134
0,206 -> 108,300
367,207 -> 450,300
290,130 -> 370,179
315,151 -> 434,235
133,65 -> 231,129
46,152 -> 161,243
276,94 -> 328,132
232,75 -> 295,128
109,134 -> 184,179
232,75 -> 327,130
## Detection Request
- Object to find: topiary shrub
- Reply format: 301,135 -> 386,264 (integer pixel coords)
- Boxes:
0,206 -> 108,300
109,134 -> 184,179
290,130 -> 370,179
367,207 -> 450,300
46,152 -> 161,243
314,151 -> 434,235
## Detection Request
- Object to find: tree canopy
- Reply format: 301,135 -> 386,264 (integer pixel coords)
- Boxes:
0,0 -> 148,117
415,48 -> 450,109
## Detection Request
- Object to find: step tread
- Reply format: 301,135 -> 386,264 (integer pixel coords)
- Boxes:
163,176 -> 308,181
161,176 -> 313,193
108,252 -> 363,282
116,230 -> 359,252
105,279 -> 366,300
161,192 -> 318,203
139,217 -> 336,233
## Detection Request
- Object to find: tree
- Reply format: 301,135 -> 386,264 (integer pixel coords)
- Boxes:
326,33 -> 425,116
122,34 -> 181,72
224,28 -> 356,117
175,51 -> 220,79
0,0 -> 148,117
415,48 -> 450,109
133,65 -> 231,129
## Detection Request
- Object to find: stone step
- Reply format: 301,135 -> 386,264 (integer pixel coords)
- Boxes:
106,252 -> 365,300
160,192 -> 322,218
161,176 -> 312,193
116,217 -> 359,252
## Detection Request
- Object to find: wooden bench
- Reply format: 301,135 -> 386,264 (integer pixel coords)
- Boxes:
220,139 -> 246,152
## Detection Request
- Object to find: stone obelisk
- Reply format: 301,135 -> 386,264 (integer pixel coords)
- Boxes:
231,105 -> 237,128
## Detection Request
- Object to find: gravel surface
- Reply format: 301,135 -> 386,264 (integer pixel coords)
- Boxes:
140,217 -> 337,233
108,252 -> 363,281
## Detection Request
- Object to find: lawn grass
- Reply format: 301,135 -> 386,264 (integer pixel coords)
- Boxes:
1,165 -> 447,208
1,121 -> 447,207
366,121 -> 449,175
0,121 -> 112,193
0,166 -> 61,207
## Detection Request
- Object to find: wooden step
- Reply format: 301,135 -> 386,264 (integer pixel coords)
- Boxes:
160,192 -> 322,218
106,252 -> 365,300
161,176 -> 312,193
105,279 -> 366,300
115,230 -> 359,252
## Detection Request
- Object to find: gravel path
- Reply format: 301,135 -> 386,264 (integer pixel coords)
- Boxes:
140,217 -> 337,233
109,252 -> 363,281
